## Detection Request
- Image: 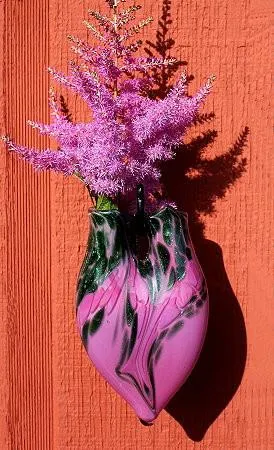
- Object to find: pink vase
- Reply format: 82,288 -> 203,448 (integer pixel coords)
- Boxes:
76,204 -> 208,423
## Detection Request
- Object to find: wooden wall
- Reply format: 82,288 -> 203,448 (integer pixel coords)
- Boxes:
0,1 -> 272,448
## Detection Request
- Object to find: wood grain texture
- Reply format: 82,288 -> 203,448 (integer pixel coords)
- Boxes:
0,0 -> 273,449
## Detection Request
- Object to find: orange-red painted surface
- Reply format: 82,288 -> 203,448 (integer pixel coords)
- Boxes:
0,1 -> 273,449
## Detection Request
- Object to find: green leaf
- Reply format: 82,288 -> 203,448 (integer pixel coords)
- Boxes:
125,296 -> 135,326
157,243 -> 170,273
89,308 -> 105,335
82,321 -> 90,349
138,258 -> 153,278
128,313 -> 138,358
96,195 -> 118,211
167,321 -> 184,338
168,268 -> 176,289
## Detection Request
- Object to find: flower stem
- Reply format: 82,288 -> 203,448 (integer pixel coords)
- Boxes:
113,1 -> 118,97
74,172 -> 96,206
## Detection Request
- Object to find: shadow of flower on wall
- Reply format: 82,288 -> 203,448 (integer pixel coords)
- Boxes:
145,0 -> 248,441
145,0 -> 186,99
162,128 -> 248,441
60,1 -> 248,438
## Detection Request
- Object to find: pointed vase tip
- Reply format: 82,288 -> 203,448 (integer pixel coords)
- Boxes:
139,419 -> 154,427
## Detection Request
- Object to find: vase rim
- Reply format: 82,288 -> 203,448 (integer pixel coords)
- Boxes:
87,205 -> 188,218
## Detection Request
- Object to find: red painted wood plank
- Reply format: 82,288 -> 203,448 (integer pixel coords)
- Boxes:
0,0 -> 272,448
1,1 -> 53,448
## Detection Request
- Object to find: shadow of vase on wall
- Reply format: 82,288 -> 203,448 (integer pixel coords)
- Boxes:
61,0 -> 249,434
144,0 -> 248,438
162,128 -> 249,440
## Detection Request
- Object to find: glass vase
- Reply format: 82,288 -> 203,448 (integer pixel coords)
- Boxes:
76,206 -> 208,423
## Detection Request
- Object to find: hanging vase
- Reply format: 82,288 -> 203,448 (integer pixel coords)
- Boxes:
76,189 -> 209,423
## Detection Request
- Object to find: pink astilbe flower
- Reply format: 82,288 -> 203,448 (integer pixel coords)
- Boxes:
133,75 -> 214,146
3,0 -> 214,209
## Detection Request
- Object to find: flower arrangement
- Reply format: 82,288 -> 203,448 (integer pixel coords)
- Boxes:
3,1 -> 215,421
2,0 -> 214,211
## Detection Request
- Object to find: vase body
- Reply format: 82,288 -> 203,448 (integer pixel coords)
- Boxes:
76,206 -> 208,422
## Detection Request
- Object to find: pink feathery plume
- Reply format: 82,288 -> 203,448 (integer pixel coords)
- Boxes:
2,0 -> 214,208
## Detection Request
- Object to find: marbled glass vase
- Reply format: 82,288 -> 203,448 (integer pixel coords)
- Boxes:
76,205 -> 208,423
